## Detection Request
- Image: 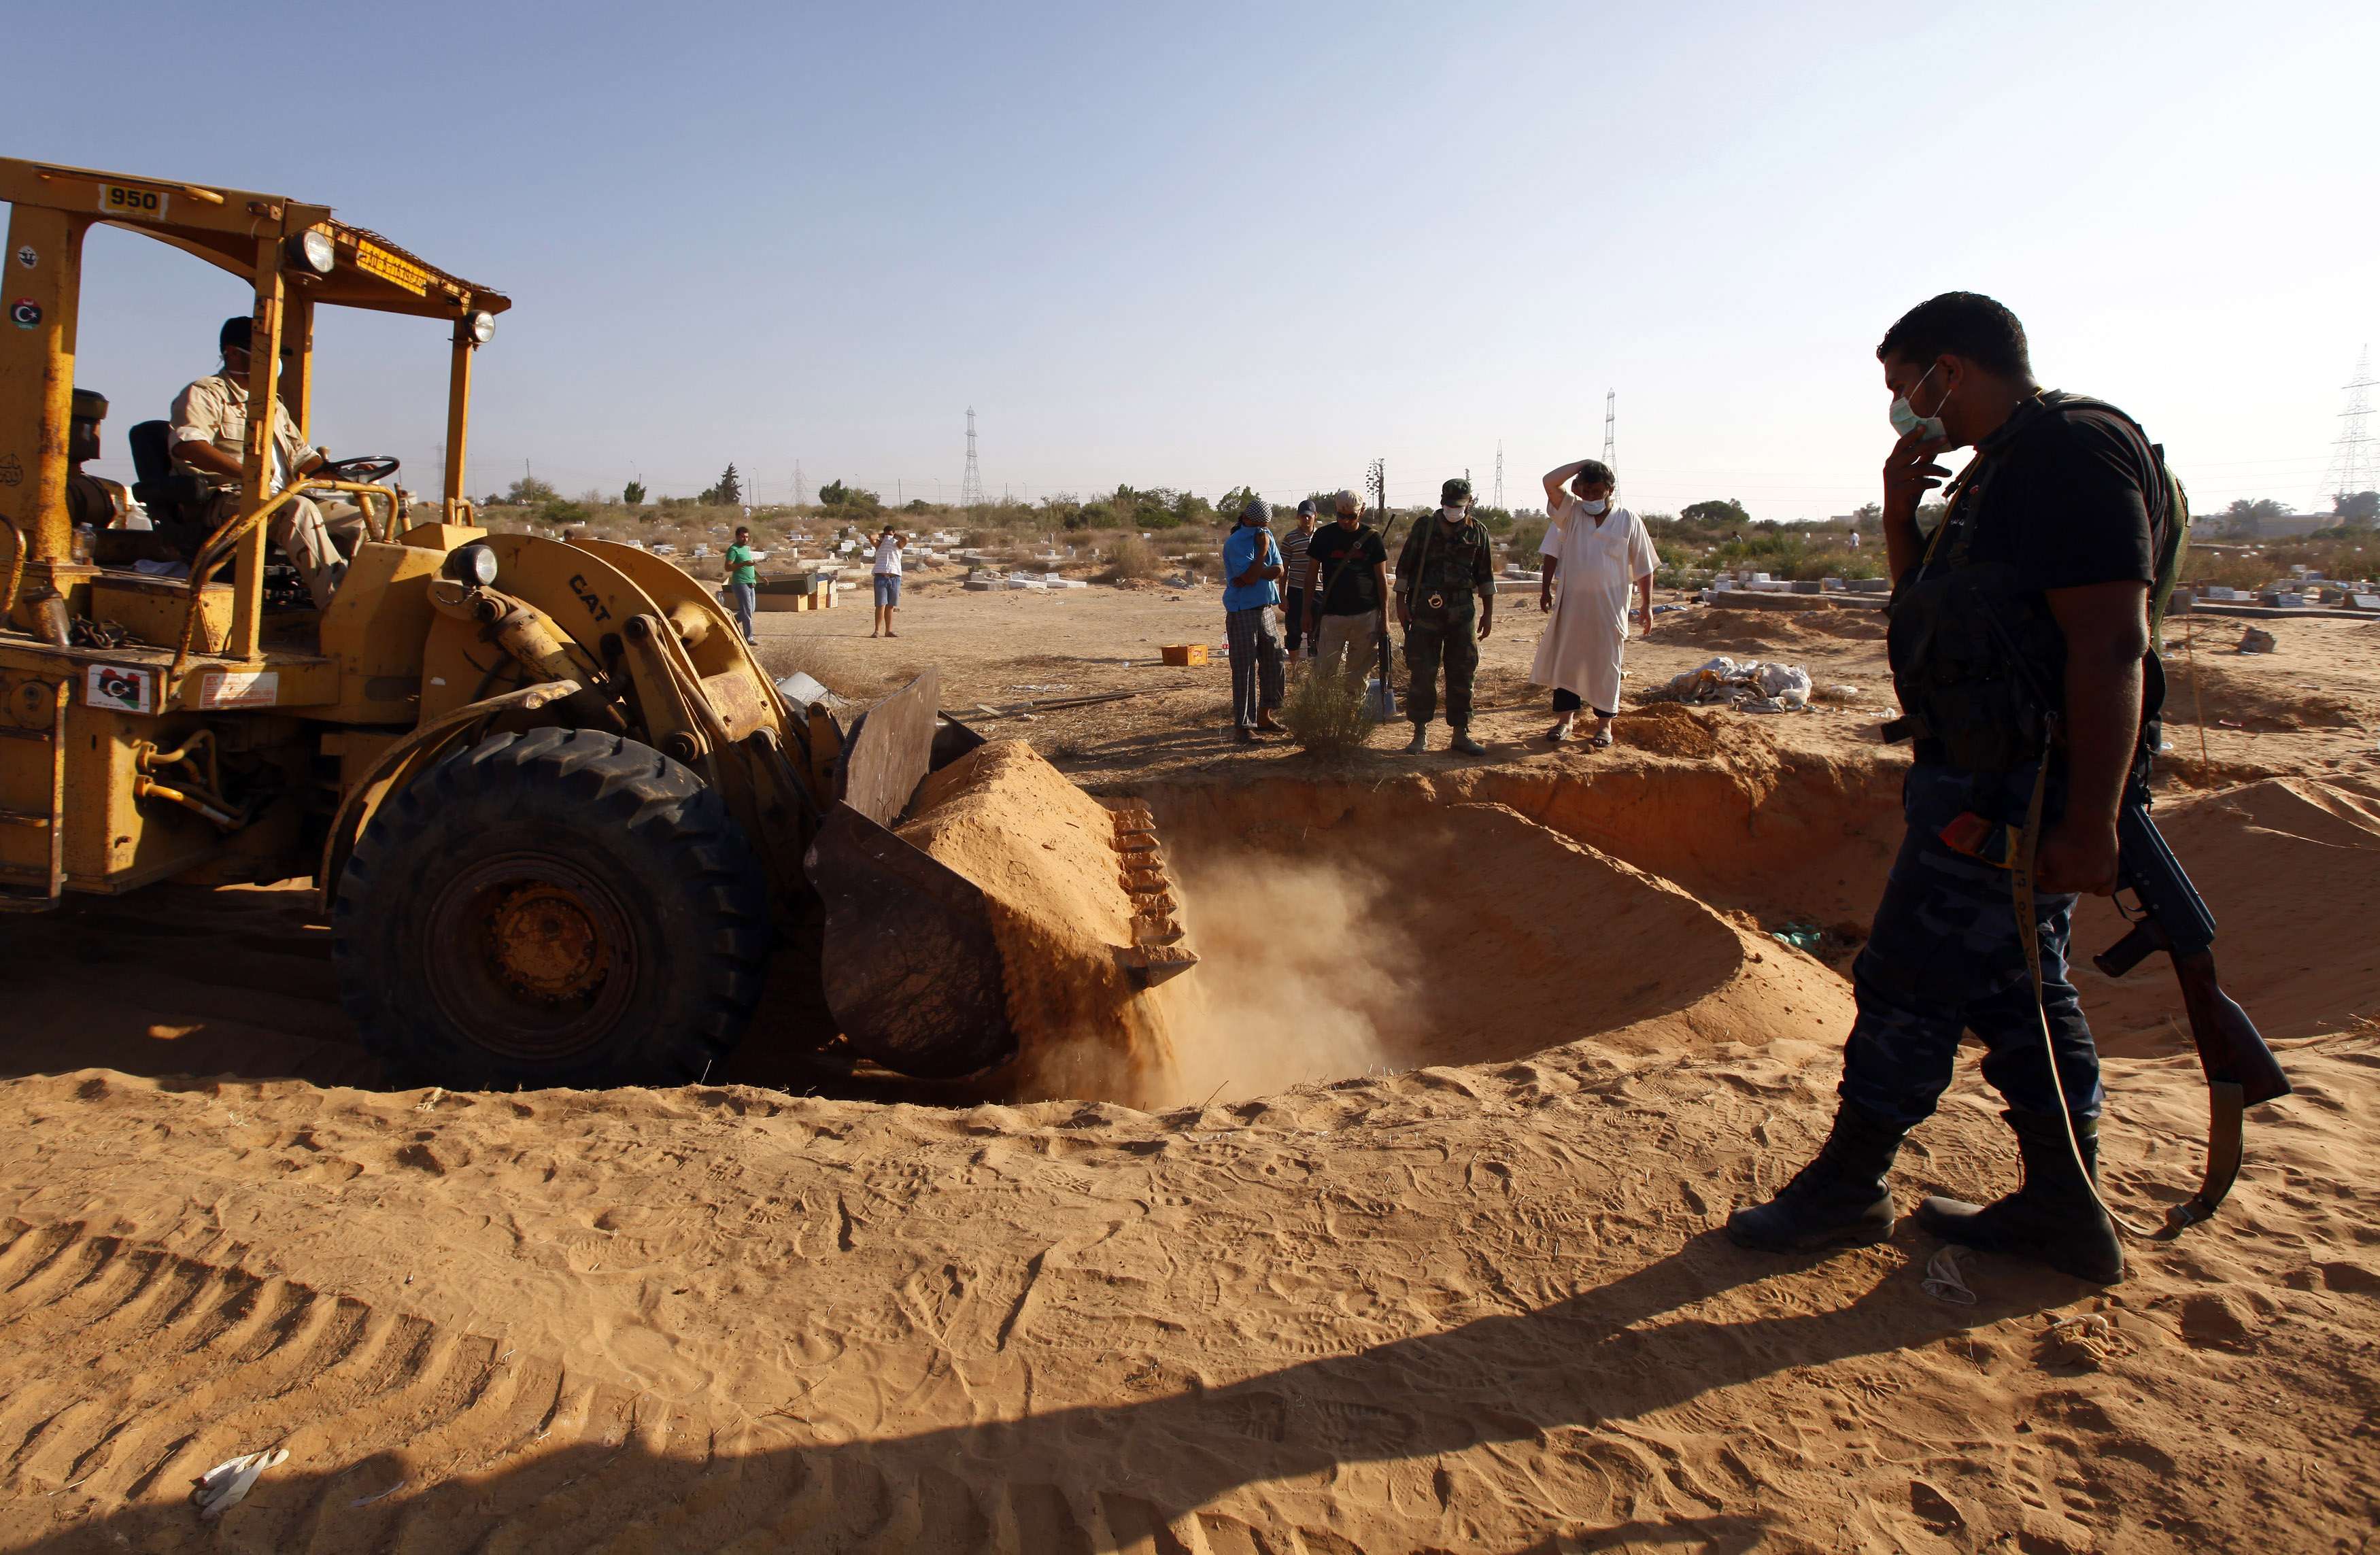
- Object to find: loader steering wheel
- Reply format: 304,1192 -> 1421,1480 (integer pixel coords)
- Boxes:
312,454 -> 401,486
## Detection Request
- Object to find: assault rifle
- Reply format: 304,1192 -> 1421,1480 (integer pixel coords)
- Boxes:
2093,794 -> 2290,1230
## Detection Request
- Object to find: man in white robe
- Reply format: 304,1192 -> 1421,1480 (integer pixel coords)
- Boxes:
1532,458 -> 1658,746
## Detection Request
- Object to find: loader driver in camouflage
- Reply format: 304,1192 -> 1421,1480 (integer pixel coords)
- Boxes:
1726,292 -> 2170,1285
169,316 -> 363,610
1394,477 -> 1495,755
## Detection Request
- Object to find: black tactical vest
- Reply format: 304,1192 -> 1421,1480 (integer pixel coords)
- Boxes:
1885,394 -> 2173,774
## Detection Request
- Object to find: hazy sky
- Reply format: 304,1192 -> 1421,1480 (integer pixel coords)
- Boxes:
29,1 -> 2379,518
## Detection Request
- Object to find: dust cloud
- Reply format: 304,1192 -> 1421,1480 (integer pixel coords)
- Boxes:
1149,851 -> 1427,1107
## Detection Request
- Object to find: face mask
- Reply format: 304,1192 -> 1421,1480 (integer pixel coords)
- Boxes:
1889,362 -> 1948,441
1576,498 -> 1608,516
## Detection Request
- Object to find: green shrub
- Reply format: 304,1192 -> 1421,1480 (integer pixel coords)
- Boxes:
1280,664 -> 1374,755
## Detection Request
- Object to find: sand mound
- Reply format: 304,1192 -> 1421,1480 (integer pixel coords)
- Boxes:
900,739 -> 1184,1102
2160,653 -> 2368,732
1665,604 -> 1888,653
1614,700 -> 1728,758
2074,777 -> 2380,1054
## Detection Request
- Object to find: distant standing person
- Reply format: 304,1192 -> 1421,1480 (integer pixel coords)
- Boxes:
724,525 -> 760,645
1395,478 -> 1495,754
871,525 -> 906,638
1534,458 -> 1658,747
1304,489 -> 1389,688
1221,499 -> 1288,742
1279,500 -> 1321,661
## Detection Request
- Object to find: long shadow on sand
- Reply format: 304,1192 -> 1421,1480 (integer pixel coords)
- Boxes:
0,886 -> 375,1088
8,1228 -> 2066,1552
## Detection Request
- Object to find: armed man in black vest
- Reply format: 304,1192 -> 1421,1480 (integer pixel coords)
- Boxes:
1727,292 -> 2173,1285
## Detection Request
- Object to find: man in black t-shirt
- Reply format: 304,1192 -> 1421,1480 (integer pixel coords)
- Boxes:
1302,488 -> 1389,687
1728,292 -> 2161,1286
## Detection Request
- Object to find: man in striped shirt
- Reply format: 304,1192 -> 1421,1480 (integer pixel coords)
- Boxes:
1279,500 -> 1320,661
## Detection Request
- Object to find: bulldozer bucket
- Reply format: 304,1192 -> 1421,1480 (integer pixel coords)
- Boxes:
807,802 -> 1015,1078
801,672 -> 1195,1085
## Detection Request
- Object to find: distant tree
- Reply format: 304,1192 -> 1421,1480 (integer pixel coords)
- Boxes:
902,497 -> 931,513
1850,502 -> 1882,526
818,479 -> 882,510
2224,497 -> 2291,537
2337,490 -> 2379,524
540,498 -> 590,528
1682,498 -> 1751,526
1104,481 -> 1200,531
699,464 -> 742,507
1215,485 -> 1263,518
505,474 -> 558,506
1472,505 -> 1515,533
621,479 -> 647,507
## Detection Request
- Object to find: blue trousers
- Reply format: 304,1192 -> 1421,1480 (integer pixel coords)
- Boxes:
1839,763 -> 2105,1130
728,581 -> 758,644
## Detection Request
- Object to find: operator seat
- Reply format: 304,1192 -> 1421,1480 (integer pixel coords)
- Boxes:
101,420 -> 214,564
113,420 -> 303,606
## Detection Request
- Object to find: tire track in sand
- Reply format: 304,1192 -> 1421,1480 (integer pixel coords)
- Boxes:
0,1218 -> 1170,1555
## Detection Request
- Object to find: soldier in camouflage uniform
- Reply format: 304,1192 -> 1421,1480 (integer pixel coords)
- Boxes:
1394,478 -> 1497,755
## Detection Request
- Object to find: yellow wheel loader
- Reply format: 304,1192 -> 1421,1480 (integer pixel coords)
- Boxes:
0,160 -> 1193,1090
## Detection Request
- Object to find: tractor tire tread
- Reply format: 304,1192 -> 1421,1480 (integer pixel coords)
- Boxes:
333,729 -> 771,1091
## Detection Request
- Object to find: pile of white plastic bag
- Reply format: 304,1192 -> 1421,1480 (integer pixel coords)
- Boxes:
1642,655 -> 1814,713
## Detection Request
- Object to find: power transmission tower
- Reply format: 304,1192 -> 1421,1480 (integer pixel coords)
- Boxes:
1366,458 -> 1385,513
1601,390 -> 1616,471
2316,345 -> 2375,513
1493,442 -> 1504,509
793,460 -> 806,507
959,408 -> 986,508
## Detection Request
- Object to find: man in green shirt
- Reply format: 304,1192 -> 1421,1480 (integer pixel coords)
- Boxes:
725,526 -> 760,645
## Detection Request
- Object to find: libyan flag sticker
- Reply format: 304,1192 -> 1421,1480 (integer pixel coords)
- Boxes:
84,663 -> 156,715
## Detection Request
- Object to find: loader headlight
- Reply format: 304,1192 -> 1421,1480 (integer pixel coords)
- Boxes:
465,310 -> 496,345
443,543 -> 498,587
286,229 -> 337,277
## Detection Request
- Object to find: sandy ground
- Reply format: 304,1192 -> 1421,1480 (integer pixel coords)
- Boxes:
2,582 -> 2378,1553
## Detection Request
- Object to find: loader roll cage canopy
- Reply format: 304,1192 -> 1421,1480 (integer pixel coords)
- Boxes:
0,157 -> 509,660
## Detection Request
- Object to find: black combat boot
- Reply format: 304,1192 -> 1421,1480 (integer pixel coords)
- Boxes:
1449,727 -> 1486,755
1724,1100 -> 1907,1252
1915,1110 -> 2124,1284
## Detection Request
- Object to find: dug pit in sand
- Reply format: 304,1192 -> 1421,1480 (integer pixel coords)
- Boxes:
898,742 -> 1863,1109
1147,788 -> 1858,1104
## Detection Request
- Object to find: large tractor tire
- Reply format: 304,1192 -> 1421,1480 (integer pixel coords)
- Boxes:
333,728 -> 772,1090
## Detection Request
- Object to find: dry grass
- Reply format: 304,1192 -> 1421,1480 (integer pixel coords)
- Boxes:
1099,535 -> 1161,582
754,638 -> 922,700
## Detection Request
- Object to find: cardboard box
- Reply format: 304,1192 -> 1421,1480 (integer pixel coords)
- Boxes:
1161,644 -> 1210,667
